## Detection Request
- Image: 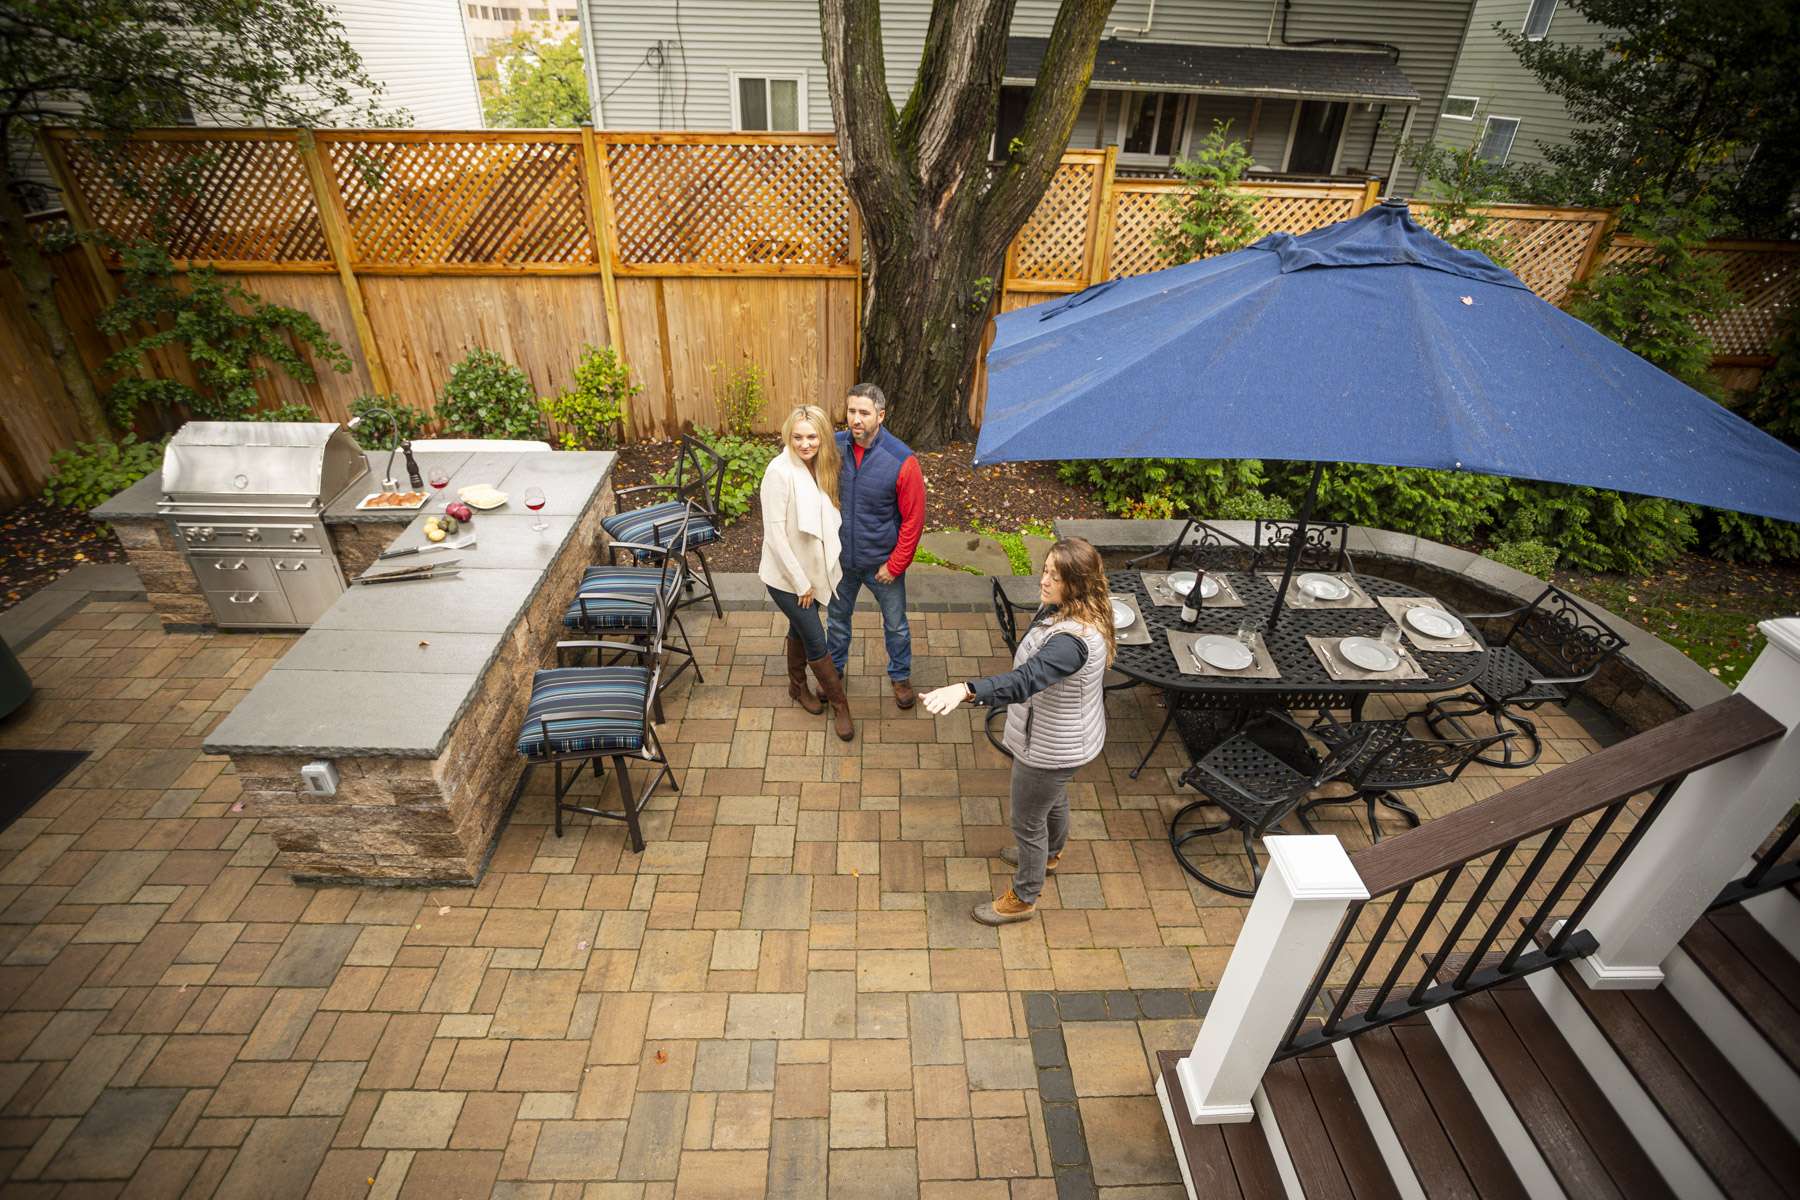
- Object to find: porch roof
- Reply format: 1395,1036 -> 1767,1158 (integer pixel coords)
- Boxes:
1004,36 -> 1421,104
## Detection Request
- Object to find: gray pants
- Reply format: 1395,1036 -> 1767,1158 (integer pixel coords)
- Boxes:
1009,759 -> 1077,905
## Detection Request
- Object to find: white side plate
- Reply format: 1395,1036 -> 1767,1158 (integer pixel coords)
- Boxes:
1297,573 -> 1350,601
1194,635 -> 1254,671
1169,572 -> 1220,599
1339,636 -> 1400,672
1109,597 -> 1134,629
1405,606 -> 1464,639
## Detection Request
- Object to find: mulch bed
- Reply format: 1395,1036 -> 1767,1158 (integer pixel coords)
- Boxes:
612,438 -> 1109,572
0,501 -> 127,612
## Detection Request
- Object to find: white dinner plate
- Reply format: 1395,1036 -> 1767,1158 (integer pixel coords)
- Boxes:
1339,636 -> 1401,672
1193,635 -> 1254,672
457,485 -> 509,511
1168,572 -> 1220,599
1109,597 -> 1134,630
1404,606 -> 1464,640
1297,573 -> 1351,601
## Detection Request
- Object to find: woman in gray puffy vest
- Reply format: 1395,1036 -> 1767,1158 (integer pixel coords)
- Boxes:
922,537 -> 1115,925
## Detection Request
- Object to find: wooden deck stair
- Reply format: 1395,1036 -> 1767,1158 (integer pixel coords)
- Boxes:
1681,905 -> 1800,1075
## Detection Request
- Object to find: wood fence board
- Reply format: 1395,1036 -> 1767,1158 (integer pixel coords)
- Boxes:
234,272 -> 373,420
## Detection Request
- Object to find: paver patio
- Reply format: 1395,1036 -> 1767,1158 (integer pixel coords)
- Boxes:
0,596 -> 1608,1197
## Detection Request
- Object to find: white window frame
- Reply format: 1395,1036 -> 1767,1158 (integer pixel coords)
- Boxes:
1521,0 -> 1558,41
1441,95 -> 1479,121
1477,115 -> 1521,164
1278,99 -> 1349,175
1113,90 -> 1193,166
729,70 -> 809,133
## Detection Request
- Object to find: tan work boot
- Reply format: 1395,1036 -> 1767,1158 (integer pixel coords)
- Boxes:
808,657 -> 856,742
973,889 -> 1037,926
786,636 -> 823,714
891,678 -> 917,709
998,846 -> 1061,873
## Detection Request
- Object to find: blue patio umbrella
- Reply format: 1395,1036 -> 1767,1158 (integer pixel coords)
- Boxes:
975,200 -> 1800,619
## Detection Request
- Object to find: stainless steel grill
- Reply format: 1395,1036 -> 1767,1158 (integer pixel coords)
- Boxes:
158,422 -> 368,629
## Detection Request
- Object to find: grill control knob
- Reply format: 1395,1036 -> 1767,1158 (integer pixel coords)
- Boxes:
243,528 -> 262,543
196,527 -> 215,543
290,528 -> 307,543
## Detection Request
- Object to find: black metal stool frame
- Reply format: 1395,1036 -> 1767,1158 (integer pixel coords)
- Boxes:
608,434 -> 728,617
571,524 -> 704,709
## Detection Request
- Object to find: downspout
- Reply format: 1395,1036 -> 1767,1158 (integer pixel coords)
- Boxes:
1110,0 -> 1155,38
577,0 -> 605,128
1276,0 -> 1400,61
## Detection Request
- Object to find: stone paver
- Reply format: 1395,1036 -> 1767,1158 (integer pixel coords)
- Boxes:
0,597 -> 1609,1195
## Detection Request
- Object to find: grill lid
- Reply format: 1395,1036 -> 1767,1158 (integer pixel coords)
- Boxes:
162,422 -> 367,506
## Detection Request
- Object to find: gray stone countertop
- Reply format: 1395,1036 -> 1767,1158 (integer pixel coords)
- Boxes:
205,450 -> 616,759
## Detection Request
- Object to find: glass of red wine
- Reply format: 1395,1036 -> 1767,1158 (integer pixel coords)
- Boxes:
428,467 -> 449,496
524,485 -> 548,532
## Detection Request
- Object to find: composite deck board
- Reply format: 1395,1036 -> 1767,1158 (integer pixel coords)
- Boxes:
1297,1051 -> 1404,1200
1265,1056 -> 1358,1200
1682,908 -> 1800,1073
1155,1050 -> 1284,1200
1355,1016 -> 1529,1200
1554,962 -> 1798,1198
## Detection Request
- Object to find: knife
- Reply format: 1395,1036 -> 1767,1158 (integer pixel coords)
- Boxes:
378,535 -> 475,560
359,559 -> 463,585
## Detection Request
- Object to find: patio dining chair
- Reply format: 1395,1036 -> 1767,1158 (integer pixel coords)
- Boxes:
1299,717 -> 1515,842
602,433 -> 727,617
517,572 -> 684,848
987,579 -> 1135,760
1168,711 -> 1374,897
1419,585 -> 1625,768
565,514 -> 703,707
1126,517 -> 1254,573
1249,518 -> 1356,575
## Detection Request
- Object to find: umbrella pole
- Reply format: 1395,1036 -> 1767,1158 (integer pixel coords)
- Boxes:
1267,462 -> 1324,631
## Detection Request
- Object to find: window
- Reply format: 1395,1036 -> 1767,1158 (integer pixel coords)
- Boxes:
528,7 -> 549,19
1522,0 -> 1557,40
495,6 -> 522,20
466,3 -> 480,15
1441,95 -> 1479,121
993,86 -> 1031,159
1118,91 -> 1189,160
732,73 -> 806,132
1477,116 -> 1520,164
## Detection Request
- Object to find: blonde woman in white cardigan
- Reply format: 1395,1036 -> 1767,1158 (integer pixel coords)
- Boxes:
760,405 -> 854,740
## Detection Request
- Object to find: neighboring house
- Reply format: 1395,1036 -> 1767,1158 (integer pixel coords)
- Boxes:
326,0 -> 484,128
1436,0 -> 1609,169
462,2 -> 583,56
582,0 -> 1483,195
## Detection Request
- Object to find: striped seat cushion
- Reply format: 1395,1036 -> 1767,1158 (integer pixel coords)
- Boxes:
601,501 -> 718,550
563,566 -> 662,630
516,666 -> 649,758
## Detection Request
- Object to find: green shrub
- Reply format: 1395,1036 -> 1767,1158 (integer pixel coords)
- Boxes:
1215,490 -> 1294,521
653,430 -> 779,525
43,435 -> 167,513
1155,122 -> 1262,265
436,350 -> 545,441
1498,482 -> 1697,574
1269,464 -> 1509,546
544,345 -> 637,450
1701,509 -> 1800,564
253,403 -> 318,422
714,363 -> 767,436
1057,457 -> 1268,518
1483,540 -> 1558,579
348,394 -> 433,445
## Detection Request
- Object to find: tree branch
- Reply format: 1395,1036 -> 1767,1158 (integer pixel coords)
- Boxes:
819,0 -> 905,211
900,0 -> 1015,193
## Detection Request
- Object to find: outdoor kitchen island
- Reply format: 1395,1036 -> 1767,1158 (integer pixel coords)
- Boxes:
199,449 -> 617,885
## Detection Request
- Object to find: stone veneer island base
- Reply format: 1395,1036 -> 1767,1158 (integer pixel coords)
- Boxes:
198,451 -> 617,884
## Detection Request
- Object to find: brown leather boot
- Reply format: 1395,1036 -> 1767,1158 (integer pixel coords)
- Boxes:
786,636 -> 823,714
891,678 -> 917,709
808,657 -> 856,742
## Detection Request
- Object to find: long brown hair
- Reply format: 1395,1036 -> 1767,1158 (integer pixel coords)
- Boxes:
1044,537 -> 1115,665
781,404 -> 840,507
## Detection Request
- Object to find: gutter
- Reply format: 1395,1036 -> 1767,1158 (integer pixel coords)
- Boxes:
577,0 -> 605,127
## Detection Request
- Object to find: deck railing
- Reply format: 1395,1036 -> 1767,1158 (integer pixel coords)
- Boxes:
1711,807 -> 1799,909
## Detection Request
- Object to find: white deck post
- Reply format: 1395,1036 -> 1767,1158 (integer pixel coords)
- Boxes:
1174,836 -> 1368,1122
1575,618 -> 1800,989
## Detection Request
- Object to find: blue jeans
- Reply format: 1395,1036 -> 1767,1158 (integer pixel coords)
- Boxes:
827,565 -> 911,680
767,586 -> 827,661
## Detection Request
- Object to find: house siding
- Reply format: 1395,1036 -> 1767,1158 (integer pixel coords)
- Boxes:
320,0 -> 484,127
585,0 -> 1476,192
1435,0 -> 1610,170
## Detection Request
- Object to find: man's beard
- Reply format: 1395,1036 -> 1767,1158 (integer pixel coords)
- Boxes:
853,426 -> 878,448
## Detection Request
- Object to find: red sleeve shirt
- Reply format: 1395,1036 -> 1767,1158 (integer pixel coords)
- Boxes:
889,456 -> 925,576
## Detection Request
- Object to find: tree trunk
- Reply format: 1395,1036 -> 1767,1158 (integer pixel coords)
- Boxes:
0,174 -> 113,442
822,0 -> 1115,451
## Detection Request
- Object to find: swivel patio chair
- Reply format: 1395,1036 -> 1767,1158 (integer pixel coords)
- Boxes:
1126,517 -> 1253,573
602,433 -> 727,617
517,562 -> 684,849
1419,585 -> 1625,768
1250,518 -> 1356,575
987,579 -> 1134,761
1299,717 -> 1515,842
565,515 -> 703,707
1169,711 -> 1374,897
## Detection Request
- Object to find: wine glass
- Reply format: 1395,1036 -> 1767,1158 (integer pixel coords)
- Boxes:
428,466 -> 449,494
1381,623 -> 1404,651
524,485 -> 548,532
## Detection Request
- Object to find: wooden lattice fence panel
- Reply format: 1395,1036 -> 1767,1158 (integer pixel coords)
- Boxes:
1104,183 -> 1180,278
53,133 -> 328,264
1246,188 -> 1363,236
1601,240 -> 1800,359
323,134 -> 592,267
1009,155 -> 1102,286
1409,203 -> 1607,307
603,137 -> 852,271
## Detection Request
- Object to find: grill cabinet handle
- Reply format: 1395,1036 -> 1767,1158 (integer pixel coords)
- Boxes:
226,592 -> 261,604
273,561 -> 307,572
212,559 -> 248,571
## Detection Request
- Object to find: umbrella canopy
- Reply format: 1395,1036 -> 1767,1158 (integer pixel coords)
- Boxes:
975,201 -> 1800,523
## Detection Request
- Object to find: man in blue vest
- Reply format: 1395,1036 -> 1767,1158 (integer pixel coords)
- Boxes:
827,383 -> 926,730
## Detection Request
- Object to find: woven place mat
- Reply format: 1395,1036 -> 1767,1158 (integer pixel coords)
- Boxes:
1111,593 -> 1154,645
1261,573 -> 1377,609
1307,635 -> 1427,682
1377,595 -> 1482,652
1167,629 -> 1281,679
1140,571 -> 1247,609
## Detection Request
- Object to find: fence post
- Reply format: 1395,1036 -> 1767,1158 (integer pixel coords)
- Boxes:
1571,210 -> 1618,290
578,125 -> 631,440
1574,617 -> 1800,989
1086,145 -> 1119,286
1171,836 -> 1367,1122
297,130 -> 390,400
1360,178 -> 1382,214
